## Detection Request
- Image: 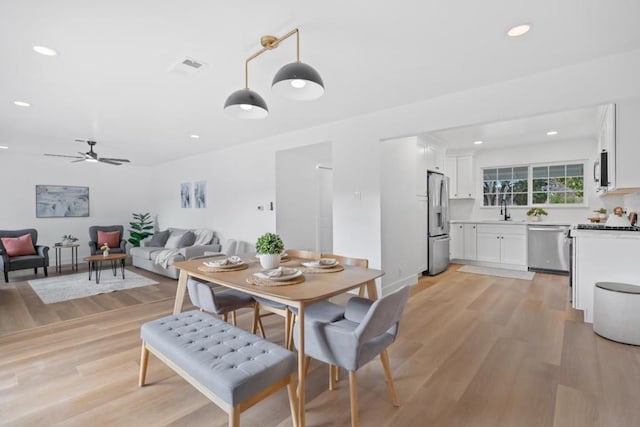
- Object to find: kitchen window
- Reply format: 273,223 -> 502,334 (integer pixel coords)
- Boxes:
482,162 -> 585,206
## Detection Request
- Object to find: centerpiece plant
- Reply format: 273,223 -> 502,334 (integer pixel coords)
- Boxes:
526,207 -> 548,222
256,232 -> 284,269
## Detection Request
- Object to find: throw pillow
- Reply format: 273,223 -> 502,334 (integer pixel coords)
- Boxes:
164,232 -> 184,249
147,230 -> 170,247
97,230 -> 120,249
177,231 -> 196,248
1,234 -> 37,257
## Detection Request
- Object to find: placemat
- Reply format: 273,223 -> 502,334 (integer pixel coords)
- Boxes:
197,263 -> 248,273
299,265 -> 344,274
246,274 -> 305,287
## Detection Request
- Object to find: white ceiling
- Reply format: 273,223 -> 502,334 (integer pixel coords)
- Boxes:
428,105 -> 602,151
1,1 -> 640,165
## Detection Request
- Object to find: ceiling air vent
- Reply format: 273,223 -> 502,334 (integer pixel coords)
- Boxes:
168,56 -> 207,75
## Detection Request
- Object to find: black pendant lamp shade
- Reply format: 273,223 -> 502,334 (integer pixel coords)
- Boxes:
271,62 -> 324,101
223,88 -> 269,119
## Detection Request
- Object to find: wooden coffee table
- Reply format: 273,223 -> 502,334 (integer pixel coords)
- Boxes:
83,253 -> 128,284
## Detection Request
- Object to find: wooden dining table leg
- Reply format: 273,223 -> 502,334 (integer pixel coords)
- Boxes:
296,303 -> 306,427
365,280 -> 379,300
172,270 -> 189,314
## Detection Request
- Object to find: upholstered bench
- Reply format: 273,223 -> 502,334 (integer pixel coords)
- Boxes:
139,310 -> 298,426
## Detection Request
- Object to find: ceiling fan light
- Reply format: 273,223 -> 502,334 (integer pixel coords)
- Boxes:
272,62 -> 324,101
224,89 -> 268,119
85,158 -> 98,163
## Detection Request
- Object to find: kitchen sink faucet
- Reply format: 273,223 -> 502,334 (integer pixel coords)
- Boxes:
500,197 -> 511,221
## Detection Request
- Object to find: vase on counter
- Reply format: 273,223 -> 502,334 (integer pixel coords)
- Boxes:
103,250 -> 109,257
528,215 -> 540,222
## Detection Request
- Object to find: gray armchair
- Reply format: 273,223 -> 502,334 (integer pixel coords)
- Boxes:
88,225 -> 127,255
0,229 -> 49,282
294,286 -> 410,427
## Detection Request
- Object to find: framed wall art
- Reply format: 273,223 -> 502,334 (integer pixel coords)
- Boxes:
35,185 -> 90,218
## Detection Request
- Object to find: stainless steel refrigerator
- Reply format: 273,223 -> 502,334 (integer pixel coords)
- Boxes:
427,171 -> 450,275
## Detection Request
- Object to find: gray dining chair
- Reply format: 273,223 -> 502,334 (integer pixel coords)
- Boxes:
293,286 -> 410,427
187,277 -> 261,332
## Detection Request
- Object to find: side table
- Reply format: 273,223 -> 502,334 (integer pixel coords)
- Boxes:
54,243 -> 80,273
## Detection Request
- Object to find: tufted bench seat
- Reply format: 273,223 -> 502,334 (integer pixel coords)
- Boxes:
139,310 -> 298,426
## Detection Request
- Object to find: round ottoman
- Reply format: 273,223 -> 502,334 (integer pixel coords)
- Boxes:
593,282 -> 640,346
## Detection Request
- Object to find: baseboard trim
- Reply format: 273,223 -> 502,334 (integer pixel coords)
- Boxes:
382,274 -> 418,295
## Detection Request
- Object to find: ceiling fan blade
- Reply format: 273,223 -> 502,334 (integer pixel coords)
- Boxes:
44,153 -> 84,159
71,159 -> 86,163
100,157 -> 130,163
74,138 -> 89,143
99,159 -> 122,165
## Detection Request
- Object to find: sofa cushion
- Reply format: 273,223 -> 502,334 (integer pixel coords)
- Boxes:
97,230 -> 121,248
164,231 -> 185,249
150,250 -> 185,264
147,230 -> 170,247
178,231 -> 196,248
130,246 -> 161,261
1,234 -> 36,257
193,229 -> 214,246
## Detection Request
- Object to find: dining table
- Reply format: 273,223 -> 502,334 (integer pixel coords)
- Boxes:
171,255 -> 384,427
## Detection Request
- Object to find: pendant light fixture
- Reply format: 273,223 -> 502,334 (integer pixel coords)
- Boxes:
224,28 -> 324,119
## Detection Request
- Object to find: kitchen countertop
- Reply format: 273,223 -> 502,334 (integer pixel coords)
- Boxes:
450,219 -> 573,226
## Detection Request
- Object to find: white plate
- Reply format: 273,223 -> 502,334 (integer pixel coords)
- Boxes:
203,258 -> 244,269
302,258 -> 337,269
254,268 -> 302,281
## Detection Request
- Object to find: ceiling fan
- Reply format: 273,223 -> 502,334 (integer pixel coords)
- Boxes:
44,139 -> 131,166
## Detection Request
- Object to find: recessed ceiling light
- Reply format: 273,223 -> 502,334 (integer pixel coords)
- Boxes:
507,24 -> 531,37
474,140 -> 484,145
0,146 -> 8,150
190,134 -> 200,139
33,45 -> 58,56
546,130 -> 558,136
13,101 -> 31,107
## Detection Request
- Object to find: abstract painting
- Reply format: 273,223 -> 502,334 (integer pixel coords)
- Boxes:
194,181 -> 206,208
180,182 -> 192,208
36,185 -> 89,218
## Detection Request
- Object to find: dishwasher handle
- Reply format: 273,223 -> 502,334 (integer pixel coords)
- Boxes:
528,227 -> 569,232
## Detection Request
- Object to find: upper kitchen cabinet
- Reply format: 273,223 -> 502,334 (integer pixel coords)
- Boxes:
446,154 -> 475,199
415,136 -> 446,196
614,98 -> 640,190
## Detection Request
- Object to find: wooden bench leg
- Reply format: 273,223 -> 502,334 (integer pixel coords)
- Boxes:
287,375 -> 299,427
138,343 -> 149,387
229,405 -> 240,427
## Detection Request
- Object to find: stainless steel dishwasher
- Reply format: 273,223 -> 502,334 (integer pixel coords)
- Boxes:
527,224 -> 571,274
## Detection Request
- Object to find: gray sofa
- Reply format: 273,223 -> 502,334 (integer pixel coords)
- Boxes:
130,228 -> 221,279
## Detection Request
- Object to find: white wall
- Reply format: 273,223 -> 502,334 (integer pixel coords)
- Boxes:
0,152 -> 152,264
449,138 -> 601,222
381,137 -> 420,291
275,143 -> 331,251
148,49 -> 640,294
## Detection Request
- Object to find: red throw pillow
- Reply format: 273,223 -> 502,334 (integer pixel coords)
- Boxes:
1,234 -> 37,257
97,230 -> 120,249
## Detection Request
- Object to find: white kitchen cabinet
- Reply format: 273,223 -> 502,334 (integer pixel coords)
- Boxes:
476,224 -> 527,267
446,154 -> 475,199
416,138 -> 446,196
463,223 -> 477,260
615,98 -> 640,189
426,144 -> 445,173
450,223 -> 477,261
450,223 -> 464,259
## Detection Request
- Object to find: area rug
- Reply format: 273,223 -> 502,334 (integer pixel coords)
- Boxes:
457,265 -> 535,281
28,270 -> 159,304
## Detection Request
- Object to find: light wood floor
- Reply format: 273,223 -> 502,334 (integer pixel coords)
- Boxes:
1,264 -> 640,426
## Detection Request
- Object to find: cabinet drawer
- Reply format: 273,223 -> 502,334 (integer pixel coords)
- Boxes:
476,224 -> 526,235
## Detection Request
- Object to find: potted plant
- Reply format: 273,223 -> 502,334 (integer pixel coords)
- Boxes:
128,212 -> 154,247
61,234 -> 78,245
256,232 -> 284,269
526,207 -> 548,222
595,208 -> 607,219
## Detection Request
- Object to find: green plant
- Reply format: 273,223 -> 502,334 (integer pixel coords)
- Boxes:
526,207 -> 548,217
128,212 -> 154,247
595,208 -> 607,214
255,232 -> 284,255
61,234 -> 78,242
